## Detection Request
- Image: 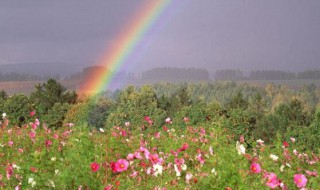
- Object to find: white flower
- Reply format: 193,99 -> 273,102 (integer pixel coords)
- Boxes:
256,139 -> 264,144
211,168 -> 217,175
270,154 -> 279,161
236,141 -> 246,155
28,178 -> 36,187
51,157 -> 56,161
285,163 -> 291,168
55,169 -> 59,175
174,164 -> 181,176
12,164 -> 20,170
99,128 -> 105,133
280,165 -> 285,172
28,178 -> 34,184
47,180 -> 55,188
126,139 -> 130,142
0,144 -> 4,148
125,122 -> 130,127
185,173 -> 193,183
181,164 -> 187,171
2,113 -> 6,118
153,164 -> 163,177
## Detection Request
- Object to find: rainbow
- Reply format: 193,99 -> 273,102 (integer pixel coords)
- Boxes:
81,0 -> 172,94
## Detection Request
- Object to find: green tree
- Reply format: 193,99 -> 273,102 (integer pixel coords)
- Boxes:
106,85 -> 165,128
226,91 -> 248,110
88,97 -> 114,129
43,103 -> 71,128
30,79 -> 77,116
2,94 -> 31,126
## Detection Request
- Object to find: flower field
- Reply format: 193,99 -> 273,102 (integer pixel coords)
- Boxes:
1,113 -> 319,190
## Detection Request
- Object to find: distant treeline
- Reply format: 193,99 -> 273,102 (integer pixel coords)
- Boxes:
0,72 -> 56,81
141,67 -> 210,82
2,66 -> 320,82
215,69 -> 320,80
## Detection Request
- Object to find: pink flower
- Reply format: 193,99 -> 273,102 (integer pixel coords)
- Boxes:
111,159 -> 129,173
144,116 -> 153,125
134,151 -> 143,160
140,147 -> 151,160
29,132 -> 36,139
250,163 -> 261,173
120,130 -> 127,137
196,153 -> 205,164
264,172 -> 279,189
290,137 -> 295,143
30,110 -> 35,117
178,143 -> 189,152
90,162 -> 100,172
183,117 -> 189,122
31,123 -> 37,130
294,174 -> 307,188
8,141 -> 13,147
174,158 -> 185,168
165,117 -> 172,124
306,170 -> 318,177
53,133 -> 59,139
45,140 -> 52,148
65,123 -> 74,127
171,149 -> 178,157
104,185 -> 113,190
6,165 -> 13,179
150,154 -> 163,165
18,148 -> 24,153
127,153 -> 134,161
130,171 -> 139,178
239,135 -> 245,143
154,132 -> 161,139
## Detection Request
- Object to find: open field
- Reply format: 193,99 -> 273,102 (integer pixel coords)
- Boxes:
1,79 -> 320,95
0,80 -> 79,95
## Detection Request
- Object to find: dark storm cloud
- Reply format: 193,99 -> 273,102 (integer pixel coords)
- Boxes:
0,0 -> 320,72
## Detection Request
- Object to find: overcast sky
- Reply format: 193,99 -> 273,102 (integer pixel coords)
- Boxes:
1,0 -> 320,73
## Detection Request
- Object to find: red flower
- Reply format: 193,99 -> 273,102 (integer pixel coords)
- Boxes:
178,143 -> 189,152
283,141 -> 289,147
30,167 -> 38,173
90,162 -> 100,172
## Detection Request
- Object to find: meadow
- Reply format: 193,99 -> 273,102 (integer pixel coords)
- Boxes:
0,80 -> 320,189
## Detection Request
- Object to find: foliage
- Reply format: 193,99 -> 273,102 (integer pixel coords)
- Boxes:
106,86 -> 166,128
30,79 -> 77,116
43,103 -> 71,129
64,97 -> 93,126
88,97 -> 114,129
1,94 -> 31,126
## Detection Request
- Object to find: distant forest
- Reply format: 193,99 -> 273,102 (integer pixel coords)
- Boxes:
0,72 -> 57,82
1,66 -> 320,82
214,69 -> 320,80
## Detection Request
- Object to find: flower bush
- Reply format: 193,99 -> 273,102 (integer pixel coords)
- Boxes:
0,112 -> 319,189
